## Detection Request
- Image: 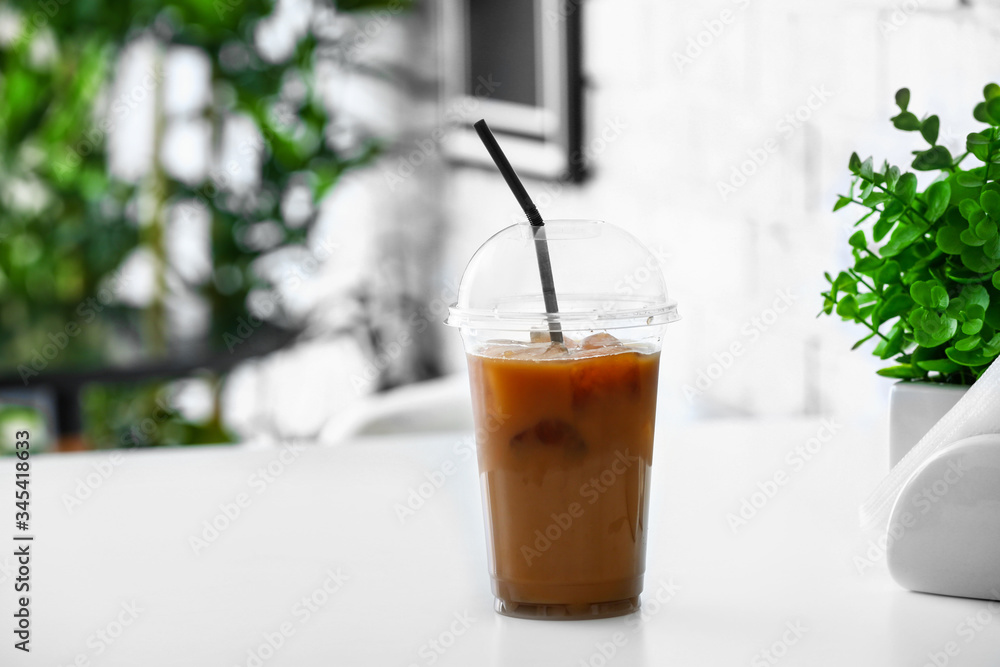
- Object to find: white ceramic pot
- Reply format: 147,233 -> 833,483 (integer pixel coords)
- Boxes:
888,381 -> 968,467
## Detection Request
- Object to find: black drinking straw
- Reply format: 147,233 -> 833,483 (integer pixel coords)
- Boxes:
473,119 -> 564,344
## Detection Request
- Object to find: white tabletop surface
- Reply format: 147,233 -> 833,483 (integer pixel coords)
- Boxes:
3,417 -> 1000,666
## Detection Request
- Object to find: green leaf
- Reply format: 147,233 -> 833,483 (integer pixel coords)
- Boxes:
946,346 -> 997,367
876,260 -> 903,284
882,199 -> 906,223
946,263 -> 991,284
895,172 -> 917,204
984,333 -> 1000,355
833,196 -> 852,212
983,333 -> 1000,354
920,115 -> 940,145
896,88 -> 910,111
849,230 -> 867,249
956,335 -> 982,351
981,190 -> 1000,217
985,83 -> 1000,101
860,179 -> 875,199
893,111 -> 922,131
966,304 -> 987,321
960,199 -> 982,220
862,191 -> 891,207
993,271 -> 1000,290
961,245 -> 1000,273
911,146 -> 954,171
877,365 -> 924,379
874,321 -> 906,359
916,358 -> 962,374
834,271 -> 858,294
855,255 -> 883,272
848,152 -> 862,174
876,293 -> 913,321
962,284 -> 990,310
836,294 -> 860,319
987,98 -> 1000,127
885,165 -> 901,190
959,230 -> 983,248
962,319 -> 984,335
871,217 -> 893,243
935,225 -> 965,254
974,102 -> 995,125
958,170 -> 987,188
968,132 -> 991,161
984,234 -> 1000,260
851,332 -> 876,350
930,285 -> 950,309
910,308 -> 958,347
910,281 -> 938,308
882,220 -> 929,257
976,216 -> 998,241
924,181 -> 951,221
860,157 -> 874,181
895,88 -> 910,112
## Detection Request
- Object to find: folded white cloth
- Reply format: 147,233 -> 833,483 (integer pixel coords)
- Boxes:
861,359 -> 1000,530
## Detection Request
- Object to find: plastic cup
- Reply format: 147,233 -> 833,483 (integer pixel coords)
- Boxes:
445,219 -> 679,620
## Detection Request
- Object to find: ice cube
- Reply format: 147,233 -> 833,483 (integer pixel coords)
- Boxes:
510,419 -> 587,452
580,332 -> 624,350
538,342 -> 571,359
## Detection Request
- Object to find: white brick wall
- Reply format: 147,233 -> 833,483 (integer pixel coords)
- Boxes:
438,0 -> 1000,423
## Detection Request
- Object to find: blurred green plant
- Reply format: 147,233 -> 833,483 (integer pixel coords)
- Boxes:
823,84 -> 1000,384
0,0 -> 409,447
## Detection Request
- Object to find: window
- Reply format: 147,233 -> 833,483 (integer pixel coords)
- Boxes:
442,0 -> 585,182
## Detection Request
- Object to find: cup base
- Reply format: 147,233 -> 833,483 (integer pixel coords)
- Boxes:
493,595 -> 640,620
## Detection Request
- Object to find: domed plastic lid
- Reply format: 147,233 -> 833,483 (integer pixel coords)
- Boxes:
446,220 -> 679,332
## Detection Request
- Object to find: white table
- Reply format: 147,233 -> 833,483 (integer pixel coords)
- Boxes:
3,418 -> 1000,666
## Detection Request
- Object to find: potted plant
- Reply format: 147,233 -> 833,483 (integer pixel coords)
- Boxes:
822,84 -> 1000,465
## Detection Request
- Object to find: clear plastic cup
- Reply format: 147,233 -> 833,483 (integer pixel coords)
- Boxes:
445,219 -> 679,620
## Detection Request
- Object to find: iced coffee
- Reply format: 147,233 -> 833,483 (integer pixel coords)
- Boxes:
467,333 -> 660,619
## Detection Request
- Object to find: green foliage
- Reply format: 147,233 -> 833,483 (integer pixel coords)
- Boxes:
0,0 -> 406,447
823,85 -> 1000,385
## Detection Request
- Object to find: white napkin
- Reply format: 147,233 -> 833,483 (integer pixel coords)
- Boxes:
860,359 -> 1000,530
